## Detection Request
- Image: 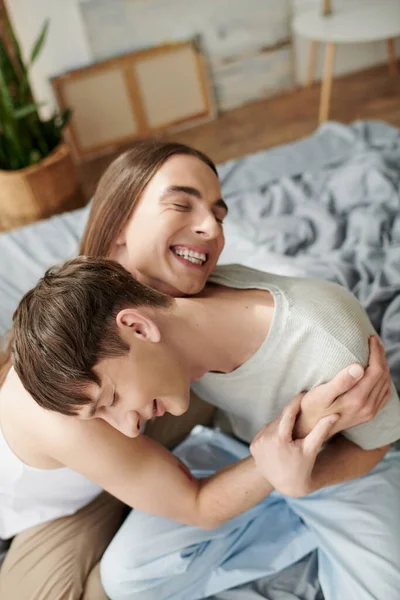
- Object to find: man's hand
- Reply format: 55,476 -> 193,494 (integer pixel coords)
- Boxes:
295,335 -> 390,439
250,395 -> 339,498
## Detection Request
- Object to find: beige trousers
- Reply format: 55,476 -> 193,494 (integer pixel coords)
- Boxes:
0,393 -> 215,600
0,492 -> 125,600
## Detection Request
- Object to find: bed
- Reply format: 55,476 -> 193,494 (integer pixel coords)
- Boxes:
1,119 -> 399,599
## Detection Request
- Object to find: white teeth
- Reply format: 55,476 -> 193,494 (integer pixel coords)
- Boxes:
173,248 -> 207,264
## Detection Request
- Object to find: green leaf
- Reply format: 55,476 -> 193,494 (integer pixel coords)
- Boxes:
6,21 -> 26,75
13,103 -> 43,120
0,68 -> 15,118
1,121 -> 26,167
1,25 -> 33,107
29,20 -> 49,65
0,38 -> 20,90
0,19 -> 71,169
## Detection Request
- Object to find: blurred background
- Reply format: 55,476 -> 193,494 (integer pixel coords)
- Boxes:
1,0 -> 399,226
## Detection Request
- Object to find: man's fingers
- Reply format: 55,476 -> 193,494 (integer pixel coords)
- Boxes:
368,335 -> 385,367
330,336 -> 384,406
279,394 -> 303,442
367,371 -> 387,402
366,336 -> 386,380
376,381 -> 390,411
322,363 -> 364,405
302,414 -> 339,456
331,337 -> 384,405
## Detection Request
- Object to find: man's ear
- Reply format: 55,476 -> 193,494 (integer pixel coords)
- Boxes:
116,308 -> 161,343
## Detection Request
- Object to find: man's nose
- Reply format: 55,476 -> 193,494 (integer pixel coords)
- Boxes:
192,213 -> 220,239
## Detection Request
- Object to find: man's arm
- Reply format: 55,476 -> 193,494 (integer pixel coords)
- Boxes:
43,399 -> 335,530
48,416 -> 273,530
308,436 -> 389,493
291,336 -> 392,492
243,336 -> 391,498
250,396 -> 339,497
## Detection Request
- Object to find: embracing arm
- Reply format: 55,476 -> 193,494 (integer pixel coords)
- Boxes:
215,335 -> 392,499
308,435 -> 389,492
207,335 -> 391,498
49,416 -> 273,530
229,336 -> 390,498
50,407 -> 337,526
294,335 -> 392,492
251,411 -> 388,498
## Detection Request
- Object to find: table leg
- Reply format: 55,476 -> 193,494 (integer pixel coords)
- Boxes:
319,42 -> 336,124
387,38 -> 398,76
306,40 -> 319,87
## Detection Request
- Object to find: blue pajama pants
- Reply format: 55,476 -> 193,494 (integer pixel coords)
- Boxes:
101,427 -> 400,600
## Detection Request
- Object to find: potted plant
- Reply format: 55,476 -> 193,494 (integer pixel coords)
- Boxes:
0,12 -> 84,231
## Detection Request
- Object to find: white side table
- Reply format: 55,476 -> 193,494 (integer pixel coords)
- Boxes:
292,2 -> 400,122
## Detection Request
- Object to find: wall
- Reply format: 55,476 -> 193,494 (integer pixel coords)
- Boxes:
78,0 -> 293,111
5,0 -> 292,113
5,0 -> 400,117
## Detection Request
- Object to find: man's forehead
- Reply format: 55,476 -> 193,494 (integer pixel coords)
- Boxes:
155,156 -> 220,190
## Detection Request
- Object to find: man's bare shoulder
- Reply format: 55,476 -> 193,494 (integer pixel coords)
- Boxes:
0,369 -> 114,467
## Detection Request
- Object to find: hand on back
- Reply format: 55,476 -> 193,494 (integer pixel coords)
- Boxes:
295,335 -> 390,439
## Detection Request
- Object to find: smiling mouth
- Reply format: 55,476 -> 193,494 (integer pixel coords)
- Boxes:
170,246 -> 208,267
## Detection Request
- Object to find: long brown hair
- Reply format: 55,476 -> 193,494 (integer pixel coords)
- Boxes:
80,139 -> 218,258
12,256 -> 172,415
0,140 -> 216,391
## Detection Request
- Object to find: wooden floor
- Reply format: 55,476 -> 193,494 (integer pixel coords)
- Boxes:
79,63 -> 400,199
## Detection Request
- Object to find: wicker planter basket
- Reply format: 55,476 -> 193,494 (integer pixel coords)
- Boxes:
0,144 -> 85,232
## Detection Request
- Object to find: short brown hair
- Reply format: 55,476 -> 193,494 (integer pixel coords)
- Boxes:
80,139 -> 218,258
12,257 -> 172,416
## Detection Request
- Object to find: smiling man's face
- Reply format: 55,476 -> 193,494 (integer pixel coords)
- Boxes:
111,154 -> 227,297
79,328 -> 191,438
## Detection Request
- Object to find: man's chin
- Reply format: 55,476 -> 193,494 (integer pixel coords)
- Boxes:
178,274 -> 211,297
148,269 -> 209,297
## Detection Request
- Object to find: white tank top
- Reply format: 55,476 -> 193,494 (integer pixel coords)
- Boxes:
0,374 -> 102,539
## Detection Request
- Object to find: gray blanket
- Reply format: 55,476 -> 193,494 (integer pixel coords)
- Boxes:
218,120 -> 400,393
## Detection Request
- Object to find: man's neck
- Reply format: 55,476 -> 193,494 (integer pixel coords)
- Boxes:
157,285 -> 275,381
